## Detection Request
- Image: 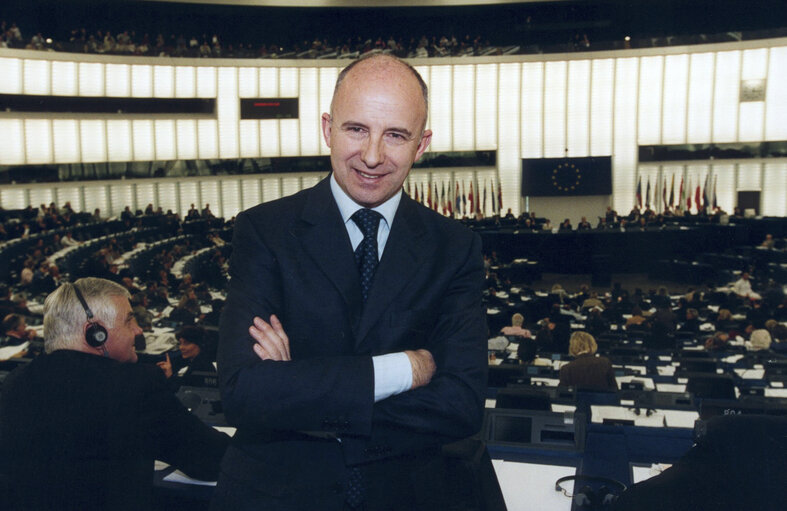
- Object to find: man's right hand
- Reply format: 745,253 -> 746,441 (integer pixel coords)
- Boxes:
405,349 -> 436,389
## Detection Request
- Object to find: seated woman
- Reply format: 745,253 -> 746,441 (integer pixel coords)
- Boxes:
500,313 -> 531,338
157,326 -> 216,389
558,331 -> 618,391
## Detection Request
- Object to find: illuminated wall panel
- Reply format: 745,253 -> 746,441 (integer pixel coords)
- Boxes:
82,184 -> 108,216
543,61 -> 567,157
52,120 -> 80,162
737,162 -> 761,190
741,48 -> 768,80
278,67 -> 299,97
739,102 -> 765,142
238,67 -> 258,97
710,164 -> 735,213
153,65 -> 175,97
240,177 -> 261,210
0,57 -> 22,93
175,66 -> 197,98
298,68 -> 320,155
217,67 -> 239,158
262,177 -> 282,202
131,65 -> 153,97
0,188 -> 26,210
612,57 -> 639,213
200,181 -> 219,213
281,176 -> 301,199
24,119 -> 53,164
498,63 -> 521,215
762,162 -> 787,216
51,61 -> 78,96
318,67 -> 338,156
135,182 -> 155,210
429,66 -> 452,152
301,175 -> 320,189
452,65 -> 475,151
765,47 -> 787,140
179,181 -> 199,217
589,59 -> 614,156
566,59 -> 591,156
154,120 -> 177,161
638,56 -> 664,145
157,182 -> 177,214
28,187 -> 53,209
661,54 -> 689,144
132,119 -> 155,161
219,179 -> 241,218
239,120 -> 260,157
259,67 -> 279,96
78,62 -> 104,96
56,186 -> 82,211
176,120 -> 198,160
196,66 -> 217,98
687,53 -> 714,143
23,59 -> 50,95
475,64 -> 498,151
279,119 -> 300,156
79,120 -> 107,162
712,51 -> 741,142
260,121 -> 280,156
105,63 -> 131,97
197,119 -> 219,159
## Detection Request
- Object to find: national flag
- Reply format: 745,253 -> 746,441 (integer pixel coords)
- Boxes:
702,173 -> 710,211
497,179 -> 503,212
482,183 -> 487,215
686,176 -> 692,210
447,185 -> 453,216
645,177 -> 651,207
441,182 -> 446,215
414,182 -> 419,203
636,175 -> 642,208
405,180 -> 410,197
678,176 -> 684,210
695,183 -> 701,212
669,174 -> 675,207
426,182 -> 432,209
661,176 -> 667,211
712,175 -> 717,209
455,182 -> 461,216
490,180 -> 496,214
468,182 -> 474,214
420,183 -> 425,205
462,182 -> 467,216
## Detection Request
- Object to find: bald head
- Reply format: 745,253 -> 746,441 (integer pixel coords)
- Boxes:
331,54 -> 429,130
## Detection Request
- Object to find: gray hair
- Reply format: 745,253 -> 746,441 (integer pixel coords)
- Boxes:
43,277 -> 130,354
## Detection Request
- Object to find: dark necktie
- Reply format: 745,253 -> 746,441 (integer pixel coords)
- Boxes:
351,208 -> 382,302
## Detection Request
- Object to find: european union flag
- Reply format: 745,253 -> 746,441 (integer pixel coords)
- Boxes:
521,157 -> 612,197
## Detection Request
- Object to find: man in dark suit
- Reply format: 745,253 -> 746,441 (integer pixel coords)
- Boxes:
214,54 -> 488,510
0,278 -> 229,510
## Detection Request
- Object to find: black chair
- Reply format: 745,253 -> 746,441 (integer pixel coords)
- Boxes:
686,373 -> 737,400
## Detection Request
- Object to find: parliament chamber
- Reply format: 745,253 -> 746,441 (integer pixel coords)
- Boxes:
1,0 -> 787,510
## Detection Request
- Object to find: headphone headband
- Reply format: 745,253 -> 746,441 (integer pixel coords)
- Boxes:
72,284 -> 95,321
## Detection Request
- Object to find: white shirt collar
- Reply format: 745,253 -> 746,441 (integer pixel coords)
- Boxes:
329,173 -> 401,229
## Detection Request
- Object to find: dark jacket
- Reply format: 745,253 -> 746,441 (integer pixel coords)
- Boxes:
558,353 -> 617,391
0,349 -> 229,511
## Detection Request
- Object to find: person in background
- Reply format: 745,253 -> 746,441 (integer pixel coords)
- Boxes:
558,331 -> 617,391
500,312 -> 531,338
0,278 -> 229,510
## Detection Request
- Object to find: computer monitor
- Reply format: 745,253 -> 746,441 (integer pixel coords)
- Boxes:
483,408 -> 586,451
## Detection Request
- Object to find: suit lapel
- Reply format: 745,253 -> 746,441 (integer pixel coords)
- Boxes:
292,178 -> 364,324
356,194 -> 429,348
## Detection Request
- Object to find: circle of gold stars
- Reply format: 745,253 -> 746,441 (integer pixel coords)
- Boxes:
551,163 -> 581,192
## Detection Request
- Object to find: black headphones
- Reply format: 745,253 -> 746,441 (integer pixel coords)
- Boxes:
555,475 -> 627,509
72,283 -> 109,348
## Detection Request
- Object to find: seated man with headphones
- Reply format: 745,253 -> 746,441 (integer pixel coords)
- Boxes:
0,277 -> 230,511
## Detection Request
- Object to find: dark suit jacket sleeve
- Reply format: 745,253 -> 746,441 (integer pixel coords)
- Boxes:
136,365 -> 230,481
218,211 -> 376,436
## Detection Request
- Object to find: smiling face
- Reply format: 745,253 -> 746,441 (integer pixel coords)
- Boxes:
322,57 -> 432,208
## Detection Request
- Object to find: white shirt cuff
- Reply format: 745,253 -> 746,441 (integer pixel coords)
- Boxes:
372,352 -> 413,402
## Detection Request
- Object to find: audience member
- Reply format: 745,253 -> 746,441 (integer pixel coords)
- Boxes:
0,278 -> 229,510
558,331 -> 617,391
